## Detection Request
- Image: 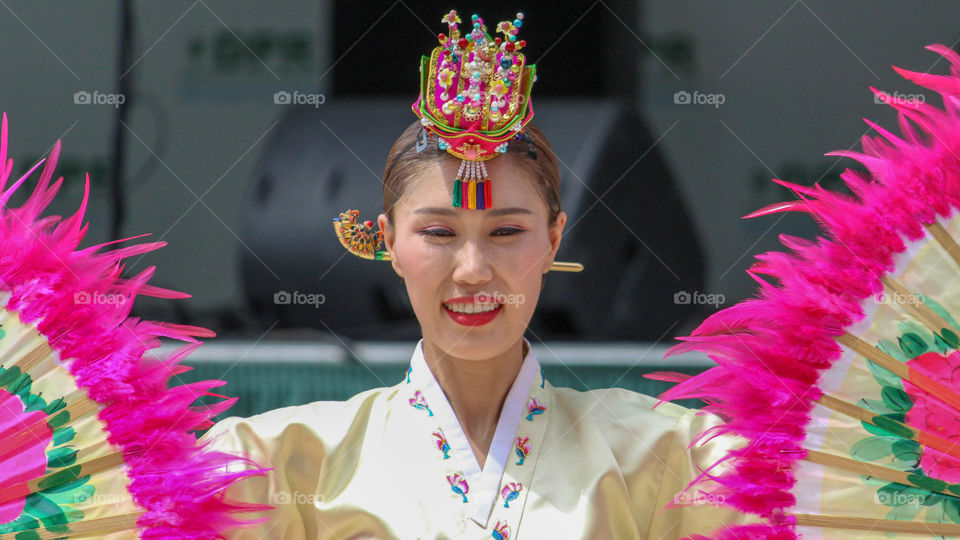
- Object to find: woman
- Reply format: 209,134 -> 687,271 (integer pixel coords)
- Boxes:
201,10 -> 757,539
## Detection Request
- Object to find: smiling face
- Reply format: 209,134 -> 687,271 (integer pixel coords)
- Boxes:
378,155 -> 566,362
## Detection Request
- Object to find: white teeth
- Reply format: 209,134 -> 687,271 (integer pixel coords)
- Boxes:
444,302 -> 501,314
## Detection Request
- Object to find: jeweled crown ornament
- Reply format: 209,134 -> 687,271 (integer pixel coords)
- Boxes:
332,9 -> 582,273
411,9 -> 536,210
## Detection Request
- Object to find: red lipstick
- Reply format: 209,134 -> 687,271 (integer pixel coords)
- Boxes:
442,296 -> 503,326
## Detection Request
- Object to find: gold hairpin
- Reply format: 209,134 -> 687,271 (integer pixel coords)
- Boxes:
333,209 -> 583,272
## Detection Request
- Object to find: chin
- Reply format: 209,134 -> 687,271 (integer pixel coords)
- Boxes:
432,329 -> 517,361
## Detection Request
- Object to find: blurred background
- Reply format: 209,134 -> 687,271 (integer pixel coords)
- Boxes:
0,1 -> 955,418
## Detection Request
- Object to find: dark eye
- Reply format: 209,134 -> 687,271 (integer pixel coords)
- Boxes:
492,227 -> 523,236
419,228 -> 454,237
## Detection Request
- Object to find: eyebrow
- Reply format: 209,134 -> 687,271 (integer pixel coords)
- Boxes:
412,206 -> 534,217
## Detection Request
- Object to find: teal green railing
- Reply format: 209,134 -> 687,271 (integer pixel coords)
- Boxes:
177,361 -> 707,422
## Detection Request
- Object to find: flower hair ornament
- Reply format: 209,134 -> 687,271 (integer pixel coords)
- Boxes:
411,9 -> 535,210
333,9 -> 582,273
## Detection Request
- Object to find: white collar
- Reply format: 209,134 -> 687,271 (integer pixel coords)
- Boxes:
407,337 -> 541,526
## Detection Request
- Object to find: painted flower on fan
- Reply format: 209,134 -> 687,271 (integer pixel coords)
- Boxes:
501,482 -> 522,508
447,473 -> 469,503
0,365 -> 90,530
526,397 -> 545,420
409,391 -> 433,416
492,520 -> 511,540
432,429 -> 451,459
443,10 -> 461,25
515,436 -> 531,465
902,350 -> 960,482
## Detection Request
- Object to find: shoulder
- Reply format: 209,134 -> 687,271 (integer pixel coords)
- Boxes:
200,384 -> 400,460
546,385 -> 732,473
549,385 -> 694,441
196,385 -> 405,538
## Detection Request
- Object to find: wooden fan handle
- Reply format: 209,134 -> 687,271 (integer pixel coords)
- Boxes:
794,513 -> 960,535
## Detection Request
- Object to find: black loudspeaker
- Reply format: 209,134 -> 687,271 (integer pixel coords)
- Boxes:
332,1 -> 640,101
239,100 -> 704,340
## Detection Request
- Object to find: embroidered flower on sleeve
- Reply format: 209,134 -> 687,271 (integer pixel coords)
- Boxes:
492,521 -> 511,540
500,482 -> 523,508
409,390 -> 433,416
525,397 -> 545,420
432,429 -> 451,459
515,436 -> 531,465
447,473 -> 469,503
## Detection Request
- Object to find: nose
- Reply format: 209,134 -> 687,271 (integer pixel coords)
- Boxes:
451,239 -> 493,286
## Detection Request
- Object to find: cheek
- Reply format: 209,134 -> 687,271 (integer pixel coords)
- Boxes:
502,231 -> 550,274
397,236 -> 449,304
499,234 -> 550,302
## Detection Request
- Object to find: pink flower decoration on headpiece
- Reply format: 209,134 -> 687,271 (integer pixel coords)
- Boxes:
438,69 -> 455,88
443,10 -> 461,25
489,80 -> 508,98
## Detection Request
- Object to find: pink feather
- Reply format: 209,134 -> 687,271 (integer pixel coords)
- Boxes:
0,112 -> 269,539
645,44 -> 960,538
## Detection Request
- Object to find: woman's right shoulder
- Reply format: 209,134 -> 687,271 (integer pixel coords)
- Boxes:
196,385 -> 405,537
199,384 -> 400,457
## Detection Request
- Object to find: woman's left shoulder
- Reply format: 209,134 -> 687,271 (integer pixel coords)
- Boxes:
550,385 -> 696,436
546,385 -> 734,472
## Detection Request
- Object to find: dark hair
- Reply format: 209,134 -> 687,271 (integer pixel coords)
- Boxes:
382,121 -> 561,226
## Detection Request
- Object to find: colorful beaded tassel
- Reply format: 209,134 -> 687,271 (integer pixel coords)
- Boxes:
452,159 -> 491,209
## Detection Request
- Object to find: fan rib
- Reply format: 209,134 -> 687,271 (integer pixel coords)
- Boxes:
804,449 -> 958,500
0,512 -> 145,538
816,393 -> 960,461
926,222 -> 960,270
838,332 -> 960,414
880,276 -> 955,335
794,513 -> 960,535
0,395 -> 98,458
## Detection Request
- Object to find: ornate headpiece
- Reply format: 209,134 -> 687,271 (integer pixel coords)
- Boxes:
333,9 -> 581,273
411,9 -> 536,210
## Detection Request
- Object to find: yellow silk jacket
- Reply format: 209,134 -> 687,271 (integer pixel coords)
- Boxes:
200,338 -> 757,539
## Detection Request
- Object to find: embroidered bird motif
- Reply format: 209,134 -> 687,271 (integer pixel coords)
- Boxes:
515,436 -> 531,465
409,390 -> 433,416
525,397 -> 545,420
447,473 -> 469,503
433,429 -> 451,459
501,482 -> 523,508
